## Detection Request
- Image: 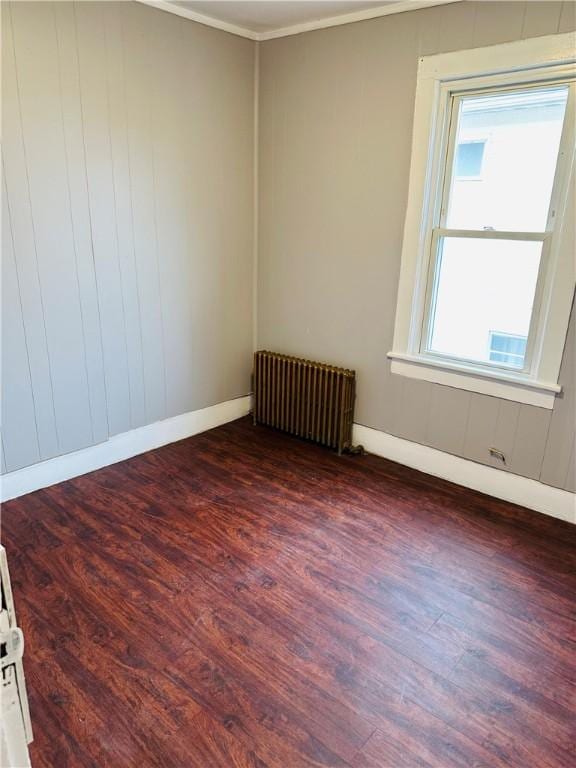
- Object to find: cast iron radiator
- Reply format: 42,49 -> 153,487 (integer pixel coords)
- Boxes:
252,351 -> 361,454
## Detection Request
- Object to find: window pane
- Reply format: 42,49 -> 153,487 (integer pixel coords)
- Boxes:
455,141 -> 485,178
427,237 -> 541,368
489,333 -> 527,366
446,86 -> 568,232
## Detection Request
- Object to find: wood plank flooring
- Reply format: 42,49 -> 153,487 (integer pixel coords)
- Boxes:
2,417 -> 575,768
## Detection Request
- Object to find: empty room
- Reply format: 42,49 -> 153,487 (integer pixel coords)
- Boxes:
1,0 -> 575,765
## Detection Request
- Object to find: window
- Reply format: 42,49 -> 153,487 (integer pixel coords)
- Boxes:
389,34 -> 576,409
489,333 -> 527,368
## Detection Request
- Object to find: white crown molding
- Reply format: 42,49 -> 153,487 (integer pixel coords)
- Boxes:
137,0 -> 462,42
353,423 -> 576,524
0,396 -> 251,502
136,0 -> 259,40
257,0 -> 462,41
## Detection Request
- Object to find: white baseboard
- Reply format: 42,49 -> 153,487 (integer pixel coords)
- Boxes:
1,396 -> 251,503
3,400 -> 572,523
353,424 -> 576,524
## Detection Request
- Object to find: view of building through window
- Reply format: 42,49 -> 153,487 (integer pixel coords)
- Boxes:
489,332 -> 528,367
454,140 -> 486,178
428,85 -> 569,369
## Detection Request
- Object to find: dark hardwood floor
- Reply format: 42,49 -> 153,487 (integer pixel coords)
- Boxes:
2,417 -> 576,768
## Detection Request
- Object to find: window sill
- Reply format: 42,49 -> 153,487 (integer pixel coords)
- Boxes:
387,352 -> 561,409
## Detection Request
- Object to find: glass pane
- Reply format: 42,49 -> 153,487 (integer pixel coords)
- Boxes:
427,237 -> 542,368
446,86 -> 569,232
489,333 -> 527,366
455,141 -> 485,178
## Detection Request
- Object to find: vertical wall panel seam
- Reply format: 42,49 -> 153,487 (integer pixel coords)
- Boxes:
538,404 -> 555,482
470,0 -> 478,47
495,400 -> 506,470
422,380 -> 434,445
422,386 -> 434,446
469,2 -> 478,49
488,395 -> 500,461
142,8 -> 169,421
460,393 -> 472,455
115,3 -> 148,420
253,41 -> 260,353
508,403 -> 522,469
71,1 -> 111,438
100,5 -> 135,429
1,171 -> 41,459
519,1 -> 528,39
460,393 -> 473,458
538,294 -> 575,482
562,434 -> 575,489
146,18 -> 168,421
52,1 -> 95,444
134,4 -> 168,418
8,2 -> 61,452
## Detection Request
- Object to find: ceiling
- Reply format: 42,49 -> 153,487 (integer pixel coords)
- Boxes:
174,1 -> 397,33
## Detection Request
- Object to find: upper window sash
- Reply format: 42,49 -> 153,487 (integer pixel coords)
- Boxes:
437,82 -> 572,235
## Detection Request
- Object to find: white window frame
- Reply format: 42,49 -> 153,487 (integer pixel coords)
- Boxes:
389,33 -> 576,409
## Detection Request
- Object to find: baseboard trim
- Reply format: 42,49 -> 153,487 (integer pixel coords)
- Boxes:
4,402 -> 572,522
1,396 -> 251,502
353,423 -> 575,524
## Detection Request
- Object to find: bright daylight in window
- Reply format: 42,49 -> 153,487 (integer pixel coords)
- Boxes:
426,85 -> 568,371
390,35 -> 576,408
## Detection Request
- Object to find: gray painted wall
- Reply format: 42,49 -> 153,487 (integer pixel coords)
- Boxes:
2,1 -> 255,473
257,1 -> 576,491
3,0 -> 574,493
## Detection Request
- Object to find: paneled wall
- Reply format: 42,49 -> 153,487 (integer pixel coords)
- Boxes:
2,2 -> 255,473
258,1 -> 576,491
3,0 -> 574,492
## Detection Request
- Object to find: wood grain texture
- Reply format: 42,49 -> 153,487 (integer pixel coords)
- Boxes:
2,418 -> 575,767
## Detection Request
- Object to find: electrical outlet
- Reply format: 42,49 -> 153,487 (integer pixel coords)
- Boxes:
489,447 -> 506,465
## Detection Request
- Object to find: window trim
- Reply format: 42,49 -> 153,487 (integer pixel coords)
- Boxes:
389,33 -> 576,409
